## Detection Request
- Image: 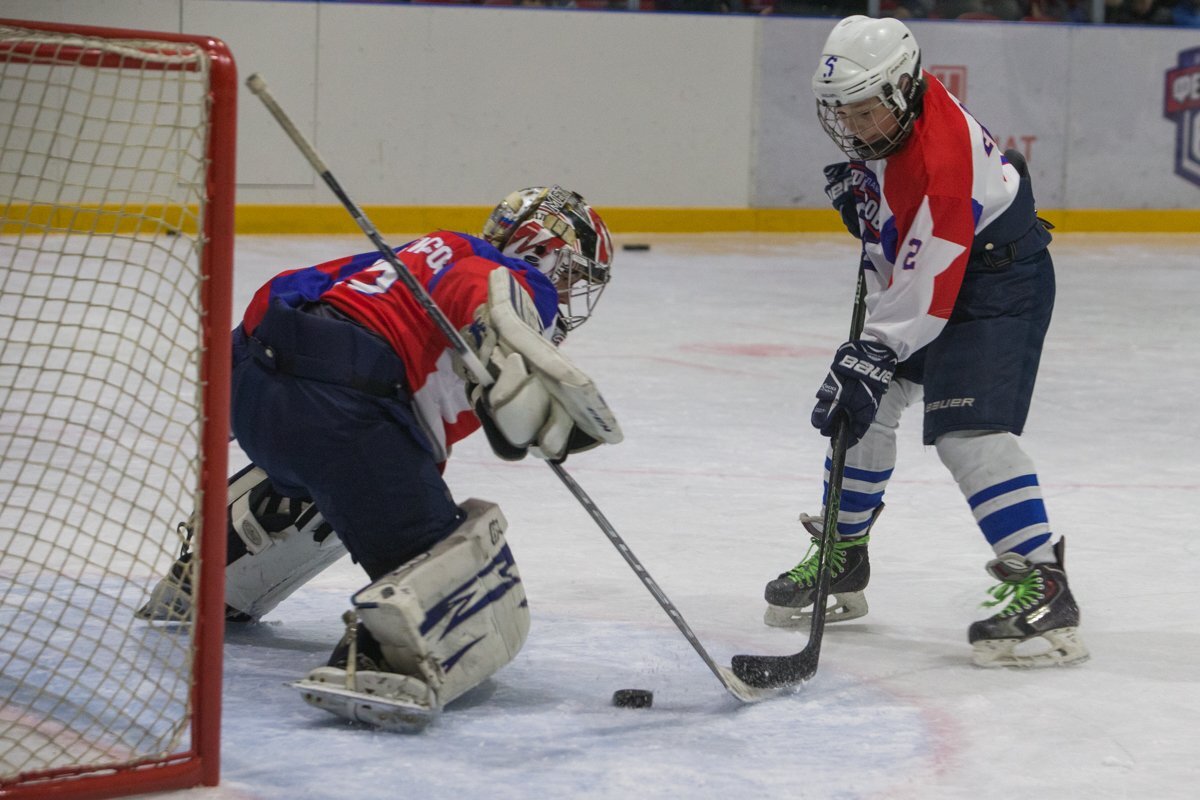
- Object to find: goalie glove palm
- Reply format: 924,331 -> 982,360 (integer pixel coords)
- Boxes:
811,340 -> 897,446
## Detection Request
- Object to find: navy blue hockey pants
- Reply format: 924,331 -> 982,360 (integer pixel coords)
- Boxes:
897,240 -> 1056,446
230,300 -> 464,580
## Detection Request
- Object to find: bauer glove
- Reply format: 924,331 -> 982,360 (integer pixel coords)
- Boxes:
811,340 -> 897,446
823,162 -> 861,240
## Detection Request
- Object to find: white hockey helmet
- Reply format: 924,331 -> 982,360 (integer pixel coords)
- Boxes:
812,15 -> 923,160
482,186 -> 613,337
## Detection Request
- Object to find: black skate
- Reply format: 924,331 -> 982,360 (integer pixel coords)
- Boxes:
969,538 -> 1088,668
326,611 -> 388,671
762,505 -> 882,628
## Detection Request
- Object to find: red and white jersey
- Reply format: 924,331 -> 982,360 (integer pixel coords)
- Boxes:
241,231 -> 560,462
851,71 -> 1022,362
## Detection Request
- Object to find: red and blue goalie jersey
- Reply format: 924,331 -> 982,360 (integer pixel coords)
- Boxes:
854,71 -> 1024,362
241,231 -> 560,461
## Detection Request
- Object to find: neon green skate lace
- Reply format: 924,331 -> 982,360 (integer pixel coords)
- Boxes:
785,536 -> 868,586
981,570 -> 1045,616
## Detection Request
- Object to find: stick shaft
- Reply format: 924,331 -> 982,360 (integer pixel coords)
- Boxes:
245,74 -> 491,387
247,73 -> 759,702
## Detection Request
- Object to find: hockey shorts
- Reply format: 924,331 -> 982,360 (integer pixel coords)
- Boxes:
230,300 -> 464,579
899,246 -> 1056,446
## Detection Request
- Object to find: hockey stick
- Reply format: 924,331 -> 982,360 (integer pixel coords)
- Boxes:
246,74 -> 766,704
730,264 -> 869,689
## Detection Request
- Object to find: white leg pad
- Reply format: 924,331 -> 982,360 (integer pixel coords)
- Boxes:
352,498 -> 530,709
138,465 -> 347,622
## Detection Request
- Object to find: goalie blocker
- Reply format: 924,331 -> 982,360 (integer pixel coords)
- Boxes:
292,499 -> 529,729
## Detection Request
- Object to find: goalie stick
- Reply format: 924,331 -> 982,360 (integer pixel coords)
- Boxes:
730,265 -> 869,689
247,74 -> 767,704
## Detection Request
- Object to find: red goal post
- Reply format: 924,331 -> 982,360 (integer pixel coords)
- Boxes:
0,19 -> 234,798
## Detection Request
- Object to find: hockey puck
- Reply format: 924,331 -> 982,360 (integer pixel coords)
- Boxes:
612,688 -> 653,708
621,243 -> 651,251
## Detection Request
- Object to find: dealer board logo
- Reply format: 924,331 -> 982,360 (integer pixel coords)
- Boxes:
929,65 -> 967,104
1164,47 -> 1200,188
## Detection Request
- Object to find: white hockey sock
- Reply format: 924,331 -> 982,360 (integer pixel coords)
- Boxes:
823,378 -> 920,536
935,430 -> 1057,564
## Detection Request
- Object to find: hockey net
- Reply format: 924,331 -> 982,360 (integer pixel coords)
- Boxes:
0,20 -> 234,798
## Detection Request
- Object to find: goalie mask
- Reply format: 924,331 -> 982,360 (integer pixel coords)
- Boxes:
812,15 -> 923,160
482,186 -> 613,338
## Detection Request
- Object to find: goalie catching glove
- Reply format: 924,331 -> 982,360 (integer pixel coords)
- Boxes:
462,269 -> 622,462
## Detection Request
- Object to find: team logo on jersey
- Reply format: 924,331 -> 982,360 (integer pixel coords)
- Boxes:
1164,47 -> 1200,189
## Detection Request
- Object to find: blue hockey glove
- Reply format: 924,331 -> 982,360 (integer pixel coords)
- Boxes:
823,162 -> 861,240
811,340 -> 897,446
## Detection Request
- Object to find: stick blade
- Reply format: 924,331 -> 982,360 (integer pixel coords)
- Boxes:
730,649 -> 819,689
715,665 -> 781,703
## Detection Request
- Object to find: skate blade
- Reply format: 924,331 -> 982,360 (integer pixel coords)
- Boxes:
135,581 -> 192,621
971,627 -> 1090,668
289,678 -> 437,732
763,592 -> 868,628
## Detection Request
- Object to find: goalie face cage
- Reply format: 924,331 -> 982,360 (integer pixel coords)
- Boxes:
0,19 -> 234,799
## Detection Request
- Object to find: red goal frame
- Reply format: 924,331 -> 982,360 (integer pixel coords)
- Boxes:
0,18 -> 234,799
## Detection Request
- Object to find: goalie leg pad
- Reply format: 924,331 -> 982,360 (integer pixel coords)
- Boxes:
138,464 -> 347,622
348,498 -> 530,711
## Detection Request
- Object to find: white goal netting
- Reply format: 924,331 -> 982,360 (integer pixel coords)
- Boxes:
1,22 -> 229,793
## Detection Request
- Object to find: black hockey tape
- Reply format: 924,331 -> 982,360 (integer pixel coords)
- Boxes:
612,688 -> 653,708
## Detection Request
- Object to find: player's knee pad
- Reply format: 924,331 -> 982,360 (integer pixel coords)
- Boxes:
139,464 -> 347,622
352,498 -> 530,709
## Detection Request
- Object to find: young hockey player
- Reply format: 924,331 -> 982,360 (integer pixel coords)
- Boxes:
763,16 -> 1087,668
141,186 -> 622,724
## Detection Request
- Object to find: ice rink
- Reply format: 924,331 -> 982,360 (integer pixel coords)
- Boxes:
153,231 -> 1197,800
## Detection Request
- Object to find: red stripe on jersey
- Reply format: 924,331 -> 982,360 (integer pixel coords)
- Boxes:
885,76 -> 976,320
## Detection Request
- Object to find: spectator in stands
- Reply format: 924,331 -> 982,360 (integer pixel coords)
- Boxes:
1171,0 -> 1200,23
928,0 -> 984,16
981,0 -> 1023,19
656,0 -> 731,11
1024,0 -> 1070,19
887,0 -> 935,17
1106,0 -> 1173,22
766,0 -> 865,16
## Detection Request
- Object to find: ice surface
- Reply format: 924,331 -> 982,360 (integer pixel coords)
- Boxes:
146,232 -> 1199,799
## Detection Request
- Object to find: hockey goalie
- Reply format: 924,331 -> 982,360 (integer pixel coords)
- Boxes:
140,186 -> 622,727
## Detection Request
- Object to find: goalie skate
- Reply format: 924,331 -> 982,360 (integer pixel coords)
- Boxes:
289,668 -> 438,732
969,539 -> 1089,668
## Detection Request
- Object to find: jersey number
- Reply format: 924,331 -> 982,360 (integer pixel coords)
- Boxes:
344,235 -> 453,295
902,238 -> 923,270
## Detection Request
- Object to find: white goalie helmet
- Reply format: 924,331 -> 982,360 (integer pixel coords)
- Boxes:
812,15 -> 923,160
481,186 -> 613,338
